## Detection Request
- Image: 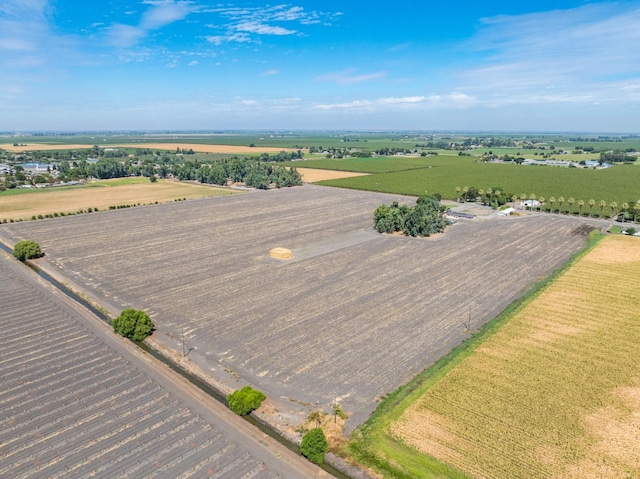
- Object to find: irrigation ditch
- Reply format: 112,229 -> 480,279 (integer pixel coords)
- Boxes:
0,239 -> 357,479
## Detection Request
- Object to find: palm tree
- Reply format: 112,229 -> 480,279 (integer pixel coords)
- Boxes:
633,202 -> 640,223
520,193 -> 527,210
529,194 -> 536,211
485,188 -> 492,205
609,202 -> 618,222
462,186 -> 469,202
494,190 -> 501,207
568,197 -> 575,215
621,202 -> 629,223
538,196 -> 545,212
578,199 -> 585,216
599,200 -> 606,216
557,196 -> 565,214
588,199 -> 596,217
477,189 -> 484,204
511,194 -> 517,207
548,196 -> 556,213
455,186 -> 461,202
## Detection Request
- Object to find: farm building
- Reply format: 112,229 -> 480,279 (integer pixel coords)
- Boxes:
445,209 -> 476,220
522,200 -> 540,209
498,207 -> 516,216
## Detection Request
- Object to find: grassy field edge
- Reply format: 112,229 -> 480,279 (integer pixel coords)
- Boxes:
343,229 -> 605,479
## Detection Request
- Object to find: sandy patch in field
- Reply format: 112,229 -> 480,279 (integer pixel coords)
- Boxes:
0,180 -> 234,220
295,167 -> 369,183
0,143 -> 296,154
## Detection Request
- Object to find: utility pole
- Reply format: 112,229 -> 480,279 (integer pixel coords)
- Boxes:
181,330 -> 186,357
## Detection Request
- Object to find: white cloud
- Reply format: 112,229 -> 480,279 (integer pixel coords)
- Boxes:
378,96 -> 425,105
455,3 -> 640,106
106,0 -> 197,47
205,32 -> 251,45
261,69 -> 280,77
0,0 -> 49,19
235,21 -> 296,36
316,69 -> 386,85
314,92 -> 477,111
315,100 -> 372,110
203,4 -> 339,45
140,1 -> 197,30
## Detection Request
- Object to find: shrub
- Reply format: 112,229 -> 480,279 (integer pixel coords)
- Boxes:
627,228 -> 637,235
300,428 -> 329,464
227,386 -> 266,416
13,240 -> 44,261
112,308 -> 154,341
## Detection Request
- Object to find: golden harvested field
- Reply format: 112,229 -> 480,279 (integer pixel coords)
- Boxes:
295,167 -> 369,182
0,179 -> 235,220
0,143 -> 294,153
391,234 -> 640,479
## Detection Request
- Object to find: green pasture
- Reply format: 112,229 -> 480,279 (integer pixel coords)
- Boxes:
312,155 -> 640,206
290,156 -> 439,173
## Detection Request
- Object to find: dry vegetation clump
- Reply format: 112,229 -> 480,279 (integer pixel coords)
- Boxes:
391,235 -> 640,479
300,408 -> 349,452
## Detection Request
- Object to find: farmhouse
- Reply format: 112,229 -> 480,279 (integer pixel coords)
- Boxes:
19,162 -> 49,173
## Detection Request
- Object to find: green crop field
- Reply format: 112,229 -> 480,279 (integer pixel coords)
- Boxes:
310,155 -> 640,207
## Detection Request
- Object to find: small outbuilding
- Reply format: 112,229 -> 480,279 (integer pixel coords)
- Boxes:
498,207 -> 515,216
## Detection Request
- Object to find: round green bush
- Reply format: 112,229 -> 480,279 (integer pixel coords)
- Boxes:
227,386 -> 266,416
13,240 -> 44,261
300,428 -> 329,464
112,308 -> 154,341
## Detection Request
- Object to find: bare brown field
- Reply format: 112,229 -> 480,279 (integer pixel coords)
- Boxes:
296,167 -> 369,183
0,185 -> 590,433
392,235 -> 640,479
0,179 -> 236,220
0,249 -> 320,479
0,143 -> 294,153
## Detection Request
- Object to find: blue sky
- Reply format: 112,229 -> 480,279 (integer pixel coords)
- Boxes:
1,0 -> 639,132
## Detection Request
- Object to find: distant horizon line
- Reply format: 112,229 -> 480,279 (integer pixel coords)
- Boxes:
2,129 -> 639,137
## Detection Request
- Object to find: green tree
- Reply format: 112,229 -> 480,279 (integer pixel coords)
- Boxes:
599,200 -> 607,216
112,308 -> 154,341
588,199 -> 596,216
578,199 -> 585,216
548,196 -> 556,213
300,428 -> 329,465
13,240 -> 44,261
568,197 -> 575,215
227,386 -> 266,416
621,202 -> 629,222
633,202 -> 640,223
557,196 -> 565,214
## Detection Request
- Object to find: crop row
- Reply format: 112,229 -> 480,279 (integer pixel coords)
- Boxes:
392,235 -> 640,479
0,253 -> 301,479
0,185 -> 592,428
315,155 -> 640,206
